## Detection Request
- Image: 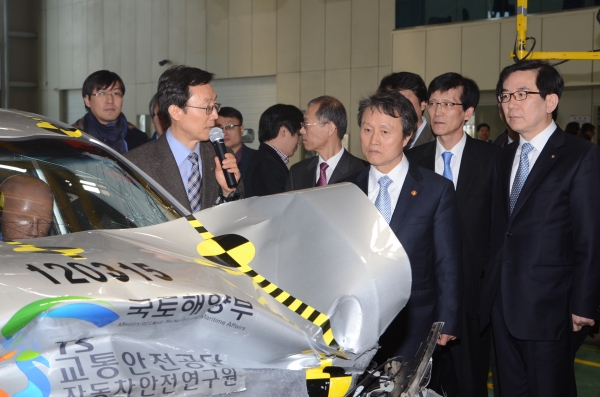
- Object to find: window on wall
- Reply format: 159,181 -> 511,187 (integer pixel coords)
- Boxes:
395,0 -> 599,29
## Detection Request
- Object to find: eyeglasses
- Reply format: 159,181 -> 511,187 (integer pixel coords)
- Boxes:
497,91 -> 541,103
221,124 -> 242,131
301,121 -> 327,128
185,103 -> 221,115
91,91 -> 123,99
427,101 -> 462,109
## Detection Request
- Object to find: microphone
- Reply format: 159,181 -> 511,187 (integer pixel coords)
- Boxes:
209,127 -> 238,189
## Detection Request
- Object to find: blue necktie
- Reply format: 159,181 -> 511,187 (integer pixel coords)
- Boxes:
509,142 -> 534,214
442,151 -> 453,182
187,152 -> 202,213
375,175 -> 393,224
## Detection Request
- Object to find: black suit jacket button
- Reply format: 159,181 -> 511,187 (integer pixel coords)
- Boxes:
480,270 -> 485,278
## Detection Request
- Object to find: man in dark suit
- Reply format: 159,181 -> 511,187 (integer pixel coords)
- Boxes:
479,60 -> 600,396
347,89 -> 462,362
216,106 -> 257,188
493,105 -> 519,148
285,96 -> 366,191
406,73 -> 499,397
476,123 -> 493,143
245,104 -> 303,197
126,66 -> 241,213
378,72 -> 435,150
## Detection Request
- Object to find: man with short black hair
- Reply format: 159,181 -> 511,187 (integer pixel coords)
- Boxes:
285,96 -> 366,191
378,72 -> 434,149
406,72 -> 499,397
149,93 -> 168,140
480,60 -> 600,396
493,105 -> 519,148
216,107 -> 256,186
245,104 -> 303,197
476,123 -> 492,142
126,65 -> 241,212
346,89 -> 462,363
73,70 -> 148,154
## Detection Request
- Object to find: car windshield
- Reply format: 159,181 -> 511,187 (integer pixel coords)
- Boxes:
0,137 -> 181,236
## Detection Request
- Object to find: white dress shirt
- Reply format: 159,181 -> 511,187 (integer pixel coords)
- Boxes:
509,121 -> 556,195
315,147 -> 344,184
367,155 -> 409,215
434,133 -> 467,189
407,117 -> 428,150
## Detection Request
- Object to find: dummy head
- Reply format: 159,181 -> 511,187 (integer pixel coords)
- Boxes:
0,175 -> 53,239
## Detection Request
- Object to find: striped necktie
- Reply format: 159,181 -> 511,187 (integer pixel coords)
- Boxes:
509,142 -> 534,214
187,152 -> 202,212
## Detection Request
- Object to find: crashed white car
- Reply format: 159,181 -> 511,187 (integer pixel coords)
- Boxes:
0,110 -> 436,397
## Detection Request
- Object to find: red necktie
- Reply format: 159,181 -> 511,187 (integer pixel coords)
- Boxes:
316,162 -> 329,186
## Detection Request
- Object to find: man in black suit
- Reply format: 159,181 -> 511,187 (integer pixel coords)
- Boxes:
285,96 -> 366,191
378,72 -> 435,150
476,123 -> 493,143
493,105 -> 519,148
406,73 -> 499,397
347,89 -> 462,362
245,104 -> 303,197
216,106 -> 257,188
479,60 -> 600,396
126,66 -> 241,212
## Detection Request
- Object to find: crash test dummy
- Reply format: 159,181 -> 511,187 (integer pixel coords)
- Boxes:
0,175 -> 53,239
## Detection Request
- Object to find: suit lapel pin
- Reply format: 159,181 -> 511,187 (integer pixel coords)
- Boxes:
551,154 -> 555,158
411,190 -> 417,196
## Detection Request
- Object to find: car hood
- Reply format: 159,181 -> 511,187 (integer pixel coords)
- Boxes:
0,184 -> 411,397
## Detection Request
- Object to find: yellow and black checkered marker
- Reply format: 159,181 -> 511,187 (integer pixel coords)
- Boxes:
5,241 -> 86,260
17,113 -> 83,138
188,215 -> 340,349
306,358 -> 353,397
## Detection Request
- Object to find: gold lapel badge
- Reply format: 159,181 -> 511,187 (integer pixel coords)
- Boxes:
411,190 -> 417,196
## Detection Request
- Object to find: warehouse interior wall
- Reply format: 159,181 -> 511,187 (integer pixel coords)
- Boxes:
36,2 -> 600,162
39,0 -> 395,164
392,6 -> 600,141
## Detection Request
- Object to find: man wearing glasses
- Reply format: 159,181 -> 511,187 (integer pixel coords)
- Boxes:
73,70 -> 148,154
406,72 -> 498,397
285,96 -> 366,191
126,66 -> 241,213
479,61 -> 600,397
216,107 -> 256,188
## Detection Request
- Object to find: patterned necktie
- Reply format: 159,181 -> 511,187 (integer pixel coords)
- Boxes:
187,152 -> 202,213
509,142 -> 534,214
316,162 -> 329,186
442,151 -> 453,182
375,175 -> 393,224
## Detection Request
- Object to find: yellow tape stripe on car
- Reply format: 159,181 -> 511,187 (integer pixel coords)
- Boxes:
186,214 -> 339,349
6,241 -> 86,260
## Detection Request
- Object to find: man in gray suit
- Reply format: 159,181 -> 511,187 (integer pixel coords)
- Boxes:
285,96 -> 366,191
378,72 -> 435,150
126,66 -> 241,212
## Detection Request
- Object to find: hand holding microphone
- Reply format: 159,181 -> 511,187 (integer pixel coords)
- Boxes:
209,127 -> 239,189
